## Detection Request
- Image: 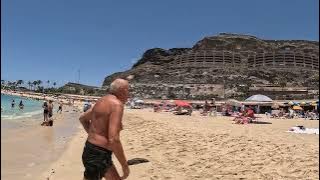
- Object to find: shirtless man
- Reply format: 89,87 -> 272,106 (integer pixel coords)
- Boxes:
79,79 -> 130,180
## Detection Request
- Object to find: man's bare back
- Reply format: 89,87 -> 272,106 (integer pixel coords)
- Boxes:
87,94 -> 124,150
80,78 -> 129,180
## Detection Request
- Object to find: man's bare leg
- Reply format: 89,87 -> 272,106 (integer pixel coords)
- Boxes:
104,165 -> 121,180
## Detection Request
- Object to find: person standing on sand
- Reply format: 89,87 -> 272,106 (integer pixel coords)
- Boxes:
83,101 -> 92,112
79,79 -> 130,180
42,101 -> 49,122
57,102 -> 63,113
48,100 -> 54,119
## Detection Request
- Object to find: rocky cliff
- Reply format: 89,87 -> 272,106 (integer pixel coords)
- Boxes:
103,33 -> 319,100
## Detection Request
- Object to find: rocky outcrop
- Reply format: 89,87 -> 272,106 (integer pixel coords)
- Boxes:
58,83 -> 101,95
193,33 -> 319,54
103,33 -> 319,100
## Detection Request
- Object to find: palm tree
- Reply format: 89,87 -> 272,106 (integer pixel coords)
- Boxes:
53,82 -> 57,89
11,81 -> 17,90
6,81 -> 10,89
37,80 -> 42,86
36,80 -> 42,92
38,80 -> 43,92
16,80 -> 24,88
46,80 -> 50,88
1,80 -> 6,89
33,81 -> 38,91
27,81 -> 32,90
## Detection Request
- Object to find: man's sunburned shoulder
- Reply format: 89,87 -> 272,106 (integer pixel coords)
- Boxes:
101,95 -> 123,106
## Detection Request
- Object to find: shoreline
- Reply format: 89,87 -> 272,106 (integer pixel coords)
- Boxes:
1,105 -> 82,180
1,90 -> 90,111
2,89 -> 318,106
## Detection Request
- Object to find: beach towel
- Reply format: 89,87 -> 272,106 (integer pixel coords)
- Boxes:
286,126 -> 319,134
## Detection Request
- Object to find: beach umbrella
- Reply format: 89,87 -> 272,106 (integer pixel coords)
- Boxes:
174,100 -> 191,108
245,94 -> 272,102
292,106 -> 303,110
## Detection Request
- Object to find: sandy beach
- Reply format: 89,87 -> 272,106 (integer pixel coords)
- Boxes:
1,105 -> 82,180
2,90 -> 319,180
35,108 -> 319,180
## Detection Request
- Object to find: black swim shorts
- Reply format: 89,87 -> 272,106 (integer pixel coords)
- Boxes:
82,141 -> 113,180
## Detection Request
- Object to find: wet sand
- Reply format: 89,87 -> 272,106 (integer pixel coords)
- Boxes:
41,109 -> 319,180
1,106 -> 81,180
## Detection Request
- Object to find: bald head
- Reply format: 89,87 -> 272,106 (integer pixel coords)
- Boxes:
109,78 -> 129,95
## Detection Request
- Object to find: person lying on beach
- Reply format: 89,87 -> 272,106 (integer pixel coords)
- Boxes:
79,79 -> 130,180
153,104 -> 161,112
41,119 -> 53,126
173,106 -> 192,116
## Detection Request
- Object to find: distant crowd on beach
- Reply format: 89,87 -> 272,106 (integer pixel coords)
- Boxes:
126,97 -> 319,123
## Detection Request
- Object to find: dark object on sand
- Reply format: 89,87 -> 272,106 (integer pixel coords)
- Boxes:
41,120 -> 53,126
297,125 -> 306,130
127,158 -> 149,166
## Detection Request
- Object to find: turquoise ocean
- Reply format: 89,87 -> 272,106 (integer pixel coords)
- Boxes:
1,94 -> 43,120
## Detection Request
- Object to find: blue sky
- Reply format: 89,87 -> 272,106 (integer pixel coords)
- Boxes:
1,0 -> 319,87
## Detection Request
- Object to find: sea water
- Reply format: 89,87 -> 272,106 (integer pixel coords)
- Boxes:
1,94 -> 43,120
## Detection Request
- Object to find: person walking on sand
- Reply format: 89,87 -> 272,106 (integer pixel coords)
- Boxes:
57,102 -> 63,114
79,79 -> 130,180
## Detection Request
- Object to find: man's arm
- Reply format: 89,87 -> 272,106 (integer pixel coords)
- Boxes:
79,106 -> 94,133
108,102 -> 128,169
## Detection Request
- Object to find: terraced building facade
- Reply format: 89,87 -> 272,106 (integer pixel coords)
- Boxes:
167,50 -> 319,70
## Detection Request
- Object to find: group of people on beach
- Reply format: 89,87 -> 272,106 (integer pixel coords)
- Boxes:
41,100 -> 54,126
41,100 -> 63,126
269,107 -> 319,120
11,99 -> 24,110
